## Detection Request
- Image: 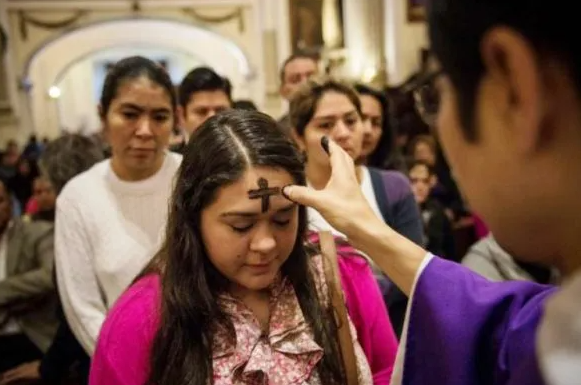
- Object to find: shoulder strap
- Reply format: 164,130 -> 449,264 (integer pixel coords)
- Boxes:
368,167 -> 392,226
319,231 -> 360,385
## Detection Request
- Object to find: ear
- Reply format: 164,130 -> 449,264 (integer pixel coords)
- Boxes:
480,27 -> 545,153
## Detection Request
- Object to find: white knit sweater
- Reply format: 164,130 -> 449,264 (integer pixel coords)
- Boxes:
55,152 -> 181,355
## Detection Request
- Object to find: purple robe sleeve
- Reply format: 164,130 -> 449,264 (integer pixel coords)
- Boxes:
398,256 -> 558,385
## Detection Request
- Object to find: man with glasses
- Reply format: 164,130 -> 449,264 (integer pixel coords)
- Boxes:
282,0 -> 580,383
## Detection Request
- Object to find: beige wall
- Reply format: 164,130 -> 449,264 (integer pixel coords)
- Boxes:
27,19 -> 255,138
1,0 -> 267,142
0,0 -> 428,143
384,0 -> 428,86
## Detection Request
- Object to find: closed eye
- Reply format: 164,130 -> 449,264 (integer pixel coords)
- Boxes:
122,111 -> 139,120
273,219 -> 290,227
231,224 -> 254,233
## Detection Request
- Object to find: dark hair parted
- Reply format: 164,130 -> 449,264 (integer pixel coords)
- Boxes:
39,134 -> 105,194
178,66 -> 232,108
289,77 -> 362,137
99,56 -> 176,118
428,0 -> 580,140
146,109 -> 346,385
354,83 -> 397,169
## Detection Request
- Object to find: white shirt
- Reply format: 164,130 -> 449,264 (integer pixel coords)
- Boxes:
390,253 -> 434,385
0,221 -> 20,335
308,166 -> 384,238
538,270 -> 581,385
55,152 -> 181,355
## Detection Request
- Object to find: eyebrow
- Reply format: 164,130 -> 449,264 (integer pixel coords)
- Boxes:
312,109 -> 358,121
220,202 -> 296,218
119,103 -> 171,113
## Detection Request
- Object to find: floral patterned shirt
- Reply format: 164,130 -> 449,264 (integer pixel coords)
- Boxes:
211,256 -> 373,384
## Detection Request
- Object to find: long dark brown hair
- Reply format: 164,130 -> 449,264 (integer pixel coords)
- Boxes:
146,110 -> 346,385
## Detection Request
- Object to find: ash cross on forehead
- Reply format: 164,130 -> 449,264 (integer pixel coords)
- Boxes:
248,177 -> 280,213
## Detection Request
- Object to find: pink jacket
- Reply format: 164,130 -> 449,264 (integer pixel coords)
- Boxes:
90,253 -> 397,384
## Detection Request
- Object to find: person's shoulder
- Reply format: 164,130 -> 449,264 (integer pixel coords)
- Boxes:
98,275 -> 161,347
166,151 -> 183,168
57,159 -> 110,203
367,166 -> 412,197
92,275 -> 160,383
370,167 -> 410,187
14,218 -> 53,241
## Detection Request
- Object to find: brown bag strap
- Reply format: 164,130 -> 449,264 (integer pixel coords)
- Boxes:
319,231 -> 360,385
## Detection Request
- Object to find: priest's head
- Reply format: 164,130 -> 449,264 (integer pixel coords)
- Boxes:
420,0 -> 581,273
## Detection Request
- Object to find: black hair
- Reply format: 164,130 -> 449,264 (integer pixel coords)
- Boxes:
99,56 -> 177,117
428,0 -> 578,140
354,83 -> 399,169
178,67 -> 232,108
232,99 -> 258,111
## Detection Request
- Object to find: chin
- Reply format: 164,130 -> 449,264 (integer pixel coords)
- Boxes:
239,273 -> 278,292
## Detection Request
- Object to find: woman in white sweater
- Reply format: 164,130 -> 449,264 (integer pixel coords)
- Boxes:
55,56 -> 182,355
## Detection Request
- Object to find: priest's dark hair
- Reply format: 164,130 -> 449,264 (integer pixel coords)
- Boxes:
428,0 -> 579,140
145,109 -> 346,385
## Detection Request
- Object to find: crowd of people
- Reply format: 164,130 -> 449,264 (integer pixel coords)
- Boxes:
0,1 -> 576,383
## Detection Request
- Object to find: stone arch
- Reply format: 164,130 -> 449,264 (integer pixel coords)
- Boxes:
24,18 -> 258,137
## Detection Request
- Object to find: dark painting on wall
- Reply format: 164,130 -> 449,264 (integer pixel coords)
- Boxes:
408,0 -> 426,22
289,0 -> 344,54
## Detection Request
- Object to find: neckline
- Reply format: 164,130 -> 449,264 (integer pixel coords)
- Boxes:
105,152 -> 175,195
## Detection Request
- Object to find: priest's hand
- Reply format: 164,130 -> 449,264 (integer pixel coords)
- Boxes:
283,137 -> 427,296
282,137 -> 383,240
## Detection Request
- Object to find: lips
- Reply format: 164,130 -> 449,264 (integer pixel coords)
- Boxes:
245,262 -> 273,274
130,148 -> 155,156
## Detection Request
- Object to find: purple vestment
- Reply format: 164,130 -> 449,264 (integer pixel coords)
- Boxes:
398,256 -> 558,385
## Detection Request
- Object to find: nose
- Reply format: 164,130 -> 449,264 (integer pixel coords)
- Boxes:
135,118 -> 154,137
207,109 -> 217,119
333,119 -> 351,142
362,118 -> 372,138
249,223 -> 277,255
